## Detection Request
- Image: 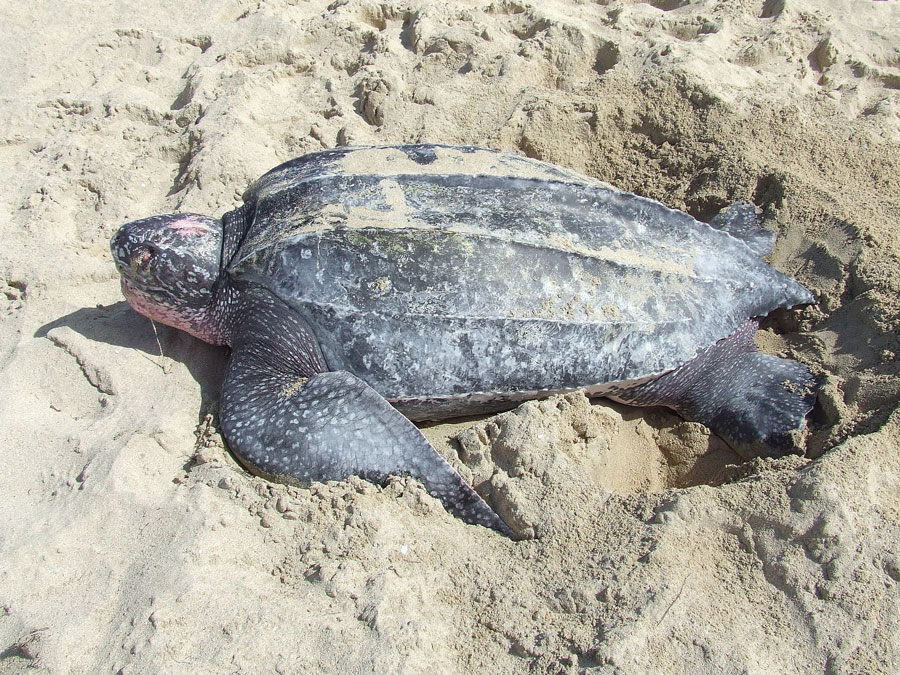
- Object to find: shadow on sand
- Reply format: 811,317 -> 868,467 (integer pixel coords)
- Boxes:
35,301 -> 229,423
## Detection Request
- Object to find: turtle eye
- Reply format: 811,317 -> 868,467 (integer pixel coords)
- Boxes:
133,244 -> 156,267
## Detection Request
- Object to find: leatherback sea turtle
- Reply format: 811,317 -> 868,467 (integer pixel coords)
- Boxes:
111,144 -> 818,536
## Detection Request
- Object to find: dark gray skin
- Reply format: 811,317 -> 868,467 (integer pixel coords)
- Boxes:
111,144 -> 819,537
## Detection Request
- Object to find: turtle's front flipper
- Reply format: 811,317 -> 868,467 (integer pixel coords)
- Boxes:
219,288 -> 512,536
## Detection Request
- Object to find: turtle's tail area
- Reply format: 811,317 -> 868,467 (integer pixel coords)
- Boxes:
614,319 -> 820,456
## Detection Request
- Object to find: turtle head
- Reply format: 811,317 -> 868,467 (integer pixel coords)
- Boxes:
111,213 -> 227,344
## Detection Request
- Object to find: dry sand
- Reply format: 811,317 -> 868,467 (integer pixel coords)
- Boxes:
1,0 -> 899,673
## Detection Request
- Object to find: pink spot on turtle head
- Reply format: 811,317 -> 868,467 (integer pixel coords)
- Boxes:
169,216 -> 214,235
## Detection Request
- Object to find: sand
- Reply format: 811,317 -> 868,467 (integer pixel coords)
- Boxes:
1,0 -> 899,673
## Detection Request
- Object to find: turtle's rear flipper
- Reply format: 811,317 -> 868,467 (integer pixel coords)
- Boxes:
615,319 -> 819,457
219,288 -> 512,536
708,203 -> 776,258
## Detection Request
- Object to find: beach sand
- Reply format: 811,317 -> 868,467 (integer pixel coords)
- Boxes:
1,0 -> 898,672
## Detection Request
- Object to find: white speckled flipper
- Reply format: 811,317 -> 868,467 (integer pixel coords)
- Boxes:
219,287 -> 512,536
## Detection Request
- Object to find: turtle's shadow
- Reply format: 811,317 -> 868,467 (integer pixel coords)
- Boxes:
35,301 -> 228,423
